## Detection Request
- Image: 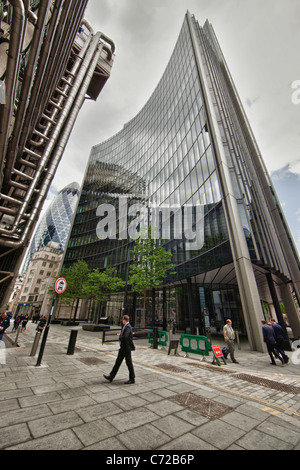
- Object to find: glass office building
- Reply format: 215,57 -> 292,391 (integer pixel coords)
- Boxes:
22,182 -> 80,273
64,12 -> 300,351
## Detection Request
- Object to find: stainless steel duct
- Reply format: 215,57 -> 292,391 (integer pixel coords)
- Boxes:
3,0 -> 52,187
0,0 -> 26,186
0,32 -> 108,243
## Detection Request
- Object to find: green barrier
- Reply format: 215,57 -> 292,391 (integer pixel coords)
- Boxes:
179,334 -> 223,365
148,329 -> 168,347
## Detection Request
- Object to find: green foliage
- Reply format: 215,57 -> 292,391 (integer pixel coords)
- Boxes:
128,229 -> 175,294
60,260 -> 90,301
83,267 -> 125,303
59,261 -> 125,304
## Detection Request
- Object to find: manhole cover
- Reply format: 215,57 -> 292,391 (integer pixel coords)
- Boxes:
77,357 -> 106,366
233,373 -> 300,394
156,363 -> 188,373
169,392 -> 232,419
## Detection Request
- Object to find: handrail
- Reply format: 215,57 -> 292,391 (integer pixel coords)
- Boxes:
102,327 -> 151,344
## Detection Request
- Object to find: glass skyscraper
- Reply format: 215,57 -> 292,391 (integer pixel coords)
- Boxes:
22,182 -> 80,273
64,12 -> 300,351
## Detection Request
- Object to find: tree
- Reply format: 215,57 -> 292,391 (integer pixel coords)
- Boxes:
59,260 -> 90,321
83,267 -> 125,323
128,228 -> 175,328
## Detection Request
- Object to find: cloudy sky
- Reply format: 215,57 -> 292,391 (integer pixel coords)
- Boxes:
48,0 -> 300,251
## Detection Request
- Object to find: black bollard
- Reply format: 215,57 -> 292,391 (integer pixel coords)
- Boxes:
153,326 -> 158,349
67,329 -> 78,355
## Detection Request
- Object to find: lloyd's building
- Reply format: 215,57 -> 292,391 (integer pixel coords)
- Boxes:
64,12 -> 300,351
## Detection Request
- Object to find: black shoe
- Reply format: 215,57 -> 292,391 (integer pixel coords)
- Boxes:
285,357 -> 289,364
124,379 -> 135,384
103,374 -> 113,382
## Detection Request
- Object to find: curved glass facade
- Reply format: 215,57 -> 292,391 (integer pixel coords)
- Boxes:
22,182 -> 80,273
64,13 -> 300,349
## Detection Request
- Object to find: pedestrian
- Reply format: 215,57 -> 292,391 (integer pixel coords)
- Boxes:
36,315 -> 47,332
172,318 -> 176,334
0,312 -> 10,340
223,319 -> 239,363
261,320 -> 284,365
103,314 -> 135,384
270,318 -> 289,364
12,314 -> 20,332
21,314 -> 29,332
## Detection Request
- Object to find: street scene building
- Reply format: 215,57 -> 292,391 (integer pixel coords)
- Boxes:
10,240 -> 63,317
64,12 -> 300,352
0,0 -> 115,309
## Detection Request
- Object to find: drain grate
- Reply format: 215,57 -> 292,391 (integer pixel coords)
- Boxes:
169,392 -> 232,419
156,361 -> 300,395
233,373 -> 300,394
77,357 -> 106,366
155,363 -> 188,373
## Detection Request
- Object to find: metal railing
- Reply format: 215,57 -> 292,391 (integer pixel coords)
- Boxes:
101,327 -> 151,345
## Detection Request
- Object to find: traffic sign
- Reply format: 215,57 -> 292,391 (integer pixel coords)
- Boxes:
54,277 -> 67,294
212,345 -> 223,357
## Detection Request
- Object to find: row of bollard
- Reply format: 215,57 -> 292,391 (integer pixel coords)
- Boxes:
29,328 -> 78,360
27,328 -> 224,366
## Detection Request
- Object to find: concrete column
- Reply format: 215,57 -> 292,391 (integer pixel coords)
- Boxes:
279,282 -> 300,338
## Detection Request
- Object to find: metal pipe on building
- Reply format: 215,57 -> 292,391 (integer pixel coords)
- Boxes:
3,0 -> 52,188
0,0 -> 26,185
0,33 -> 103,242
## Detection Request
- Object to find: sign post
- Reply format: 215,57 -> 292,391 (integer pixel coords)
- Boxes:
212,345 -> 227,365
36,278 -> 67,366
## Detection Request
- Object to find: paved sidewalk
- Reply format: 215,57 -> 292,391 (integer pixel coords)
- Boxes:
1,322 -> 300,451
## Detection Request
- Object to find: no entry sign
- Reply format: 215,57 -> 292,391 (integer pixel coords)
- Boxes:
54,278 -> 67,294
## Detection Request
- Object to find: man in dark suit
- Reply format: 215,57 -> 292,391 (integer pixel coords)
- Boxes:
0,312 -> 10,341
261,320 -> 284,365
104,315 -> 135,384
270,318 -> 289,364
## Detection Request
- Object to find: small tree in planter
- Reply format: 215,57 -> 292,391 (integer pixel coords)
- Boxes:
83,267 -> 125,324
59,260 -> 90,322
128,227 -> 175,331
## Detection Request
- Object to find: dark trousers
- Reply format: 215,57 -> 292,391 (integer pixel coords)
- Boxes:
267,342 -> 283,364
275,339 -> 289,362
110,348 -> 135,381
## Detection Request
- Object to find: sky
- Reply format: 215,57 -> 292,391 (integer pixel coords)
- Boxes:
46,0 -> 300,252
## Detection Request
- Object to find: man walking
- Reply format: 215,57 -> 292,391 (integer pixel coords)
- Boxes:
261,320 -> 284,365
104,315 -> 135,384
0,312 -> 10,341
270,318 -> 289,364
223,319 -> 239,363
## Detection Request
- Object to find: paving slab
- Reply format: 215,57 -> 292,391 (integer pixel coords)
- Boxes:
1,322 -> 300,452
